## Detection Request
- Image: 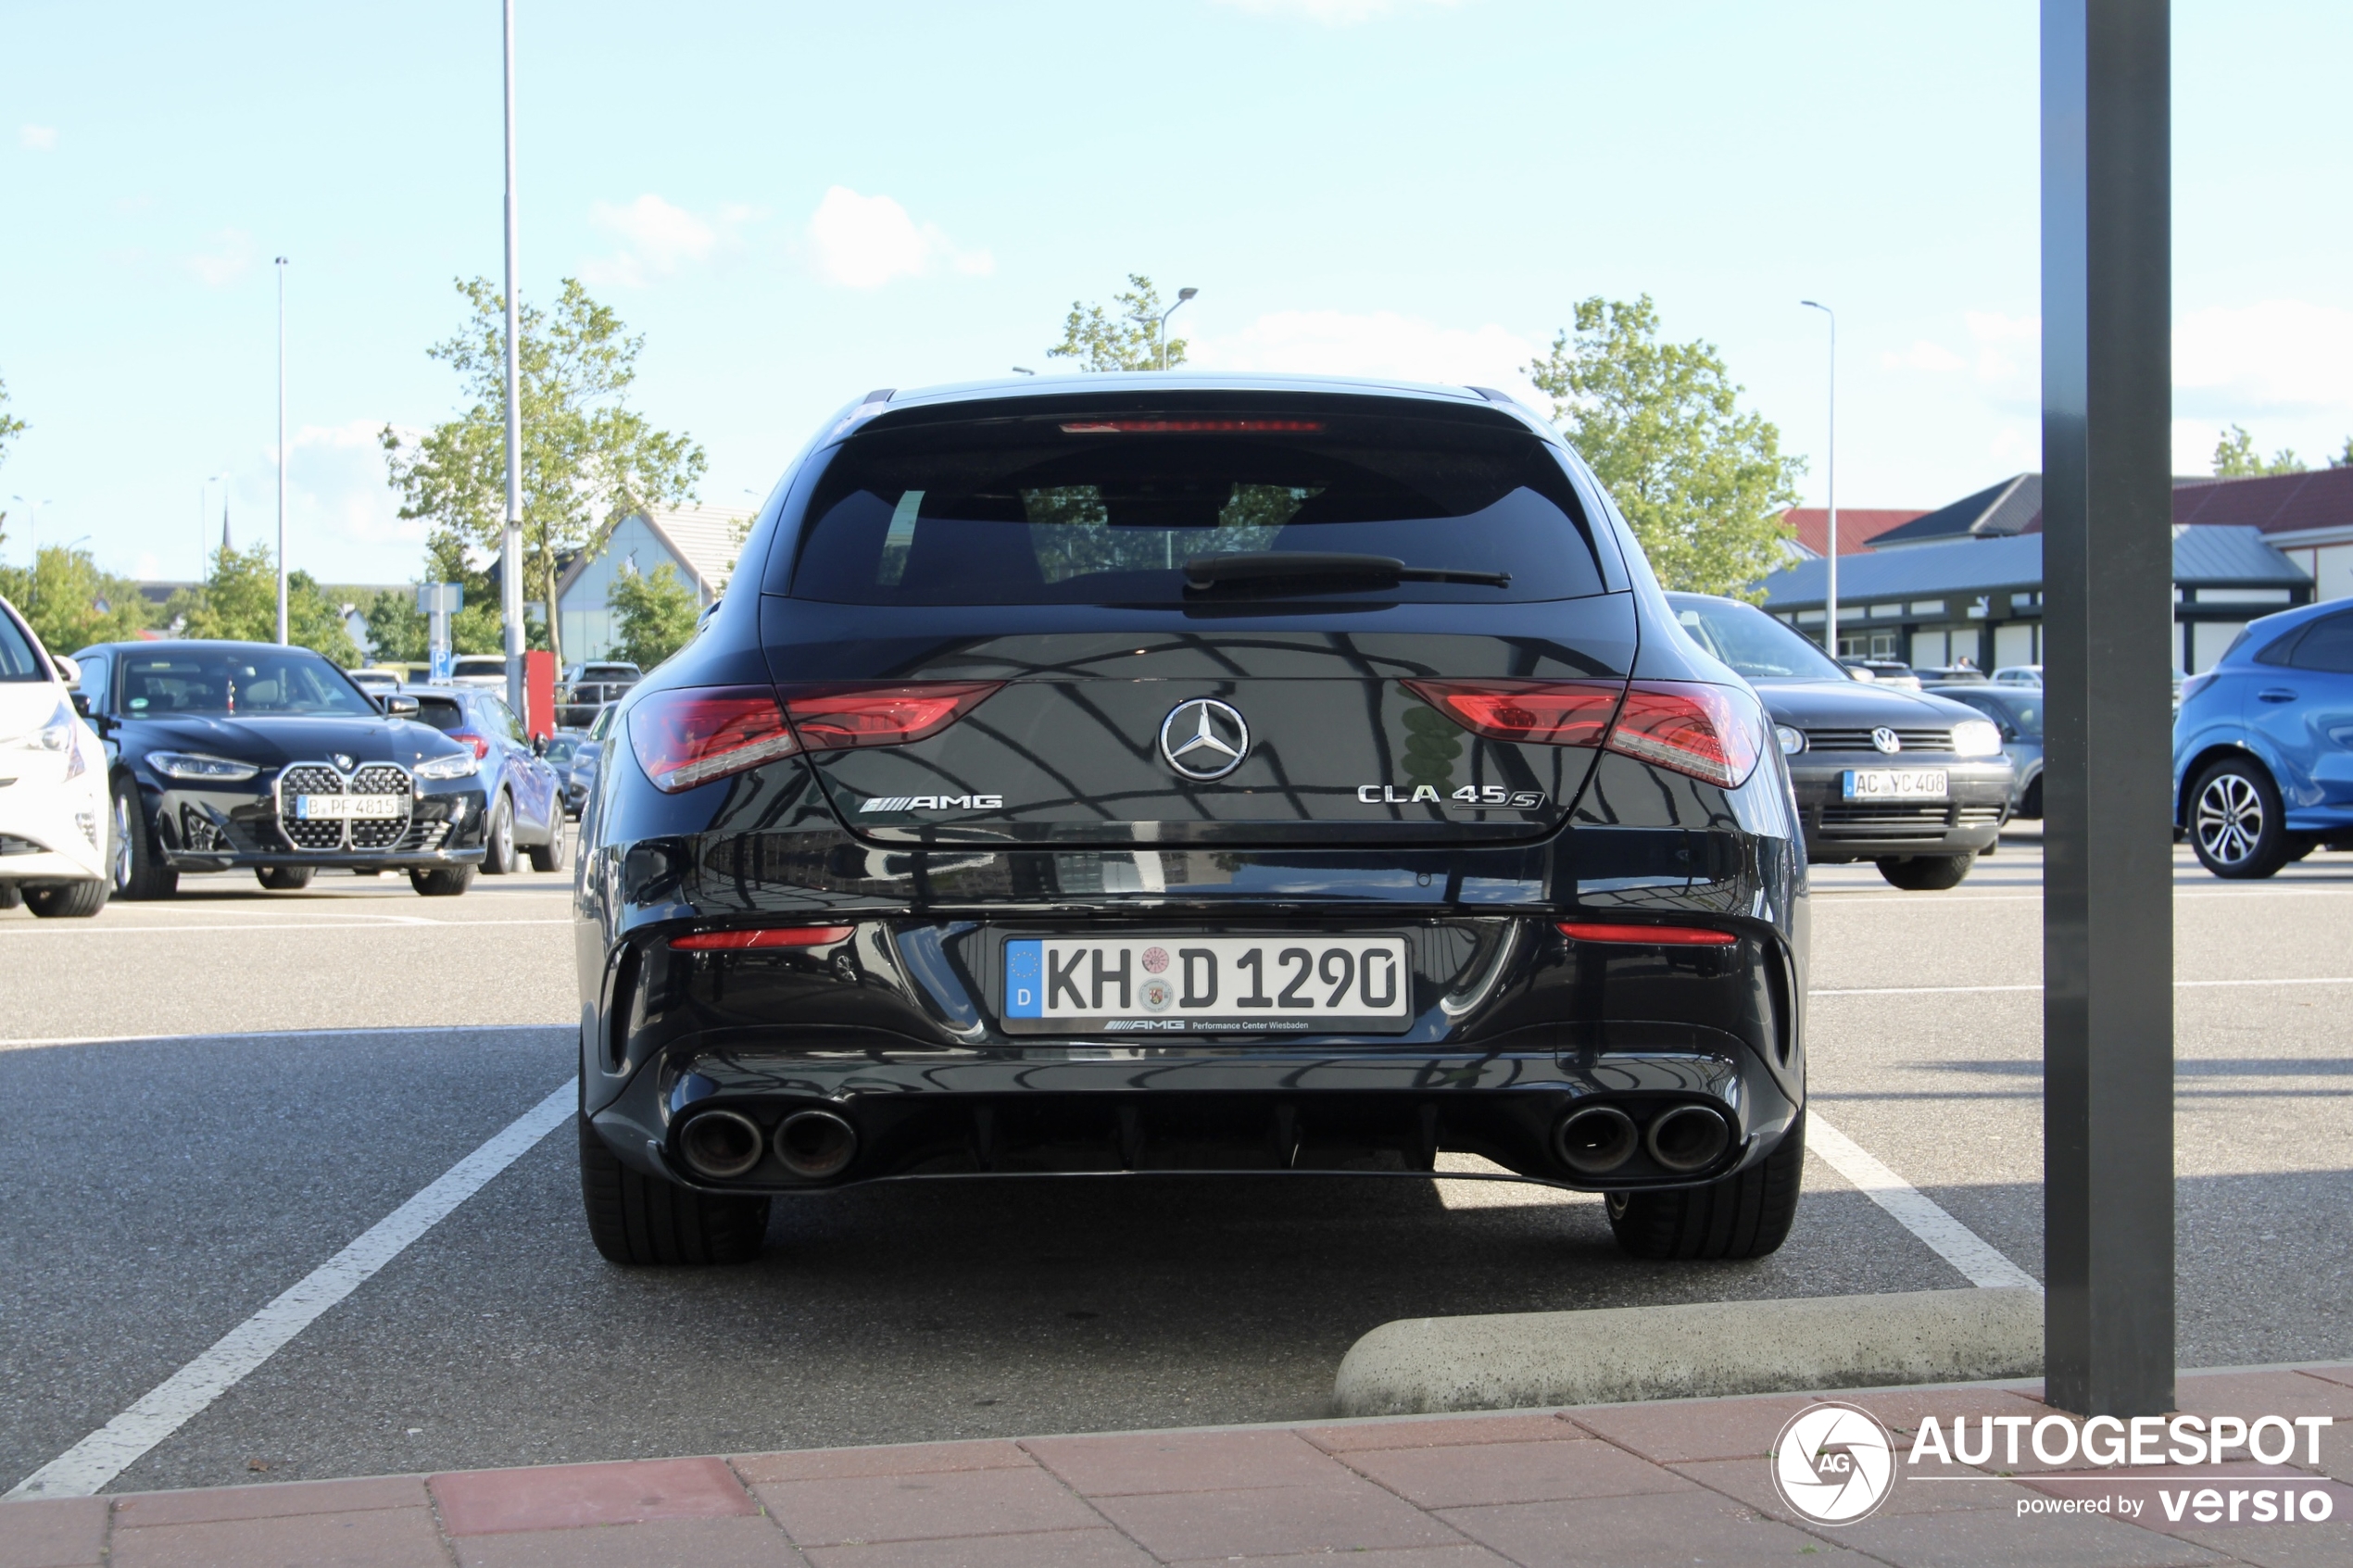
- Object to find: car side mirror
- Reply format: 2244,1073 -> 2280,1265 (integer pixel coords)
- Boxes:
383,695 -> 420,718
70,692 -> 94,719
53,654 -> 81,686
531,733 -> 548,757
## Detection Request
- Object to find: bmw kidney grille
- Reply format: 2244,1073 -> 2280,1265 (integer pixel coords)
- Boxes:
275,762 -> 414,851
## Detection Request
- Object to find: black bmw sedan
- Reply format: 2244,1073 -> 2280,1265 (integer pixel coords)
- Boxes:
575,376 -> 1808,1266
1665,594 -> 2014,889
69,640 -> 490,897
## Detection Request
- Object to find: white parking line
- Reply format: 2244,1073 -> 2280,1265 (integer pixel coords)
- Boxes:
0,918 -> 572,936
1805,1114 -> 2042,1292
1812,976 -> 2353,997
4,1077 -> 576,1500
1,1023 -> 567,1051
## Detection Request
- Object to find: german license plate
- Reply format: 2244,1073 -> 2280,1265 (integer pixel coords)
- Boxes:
1001,935 -> 1412,1035
1843,769 -> 1948,801
295,794 -> 403,820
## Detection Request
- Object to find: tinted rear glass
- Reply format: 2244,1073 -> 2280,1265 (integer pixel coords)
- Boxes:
409,697 -> 464,732
0,609 -> 43,681
778,408 -> 1606,606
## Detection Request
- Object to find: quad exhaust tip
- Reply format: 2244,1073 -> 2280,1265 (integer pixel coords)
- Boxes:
678,1109 -> 765,1180
1555,1105 -> 1640,1174
1646,1104 -> 1732,1173
775,1109 -> 858,1180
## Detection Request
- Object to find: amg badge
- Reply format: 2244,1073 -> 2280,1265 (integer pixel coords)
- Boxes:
860,794 -> 1003,812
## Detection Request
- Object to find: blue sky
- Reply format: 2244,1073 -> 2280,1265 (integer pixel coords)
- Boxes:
4,0 -> 2349,585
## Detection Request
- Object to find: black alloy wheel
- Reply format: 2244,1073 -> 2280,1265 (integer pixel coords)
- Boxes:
1875,852 -> 1976,891
483,793 -> 517,875
1606,1111 -> 1805,1261
108,774 -> 177,901
25,880 -> 107,918
578,1116 -> 770,1266
409,865 -> 476,897
256,865 -> 314,891
2190,757 -> 2289,879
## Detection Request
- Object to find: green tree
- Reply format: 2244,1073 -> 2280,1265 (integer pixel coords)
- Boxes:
1047,274 -> 1189,371
362,588 -> 428,665
2213,424 -> 2305,478
607,561 -> 698,670
1527,295 -> 1804,600
2329,435 -> 2352,470
0,374 -> 24,551
0,544 -> 149,653
382,277 -> 706,667
167,544 -> 359,665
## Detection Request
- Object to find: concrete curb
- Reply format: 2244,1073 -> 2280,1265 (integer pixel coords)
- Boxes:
1333,1286 -> 2044,1416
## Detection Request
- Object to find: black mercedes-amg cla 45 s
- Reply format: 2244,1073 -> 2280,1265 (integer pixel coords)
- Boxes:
573,376 -> 1809,1266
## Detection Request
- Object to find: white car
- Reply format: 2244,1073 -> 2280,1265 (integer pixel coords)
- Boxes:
1991,665 -> 2043,686
447,654 -> 509,691
0,596 -> 108,917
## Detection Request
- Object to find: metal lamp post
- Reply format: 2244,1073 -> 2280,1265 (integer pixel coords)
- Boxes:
500,0 -> 526,719
1158,287 -> 1198,370
274,257 -> 290,645
199,474 -> 226,579
1800,300 -> 1837,659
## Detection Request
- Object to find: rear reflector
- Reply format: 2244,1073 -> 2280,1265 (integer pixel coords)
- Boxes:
1059,419 -> 1325,434
1557,922 -> 1738,947
672,924 -> 857,951
1401,679 -> 1623,746
1604,682 -> 1763,789
629,686 -> 799,794
781,683 -> 1002,751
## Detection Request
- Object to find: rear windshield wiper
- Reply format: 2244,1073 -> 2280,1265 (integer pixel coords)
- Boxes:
1182,552 -> 1510,591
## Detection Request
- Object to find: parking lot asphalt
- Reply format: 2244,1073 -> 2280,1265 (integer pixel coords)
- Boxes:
4,834 -> 2349,1497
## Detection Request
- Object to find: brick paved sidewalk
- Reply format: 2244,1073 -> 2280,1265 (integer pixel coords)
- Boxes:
9,1366 -> 2352,1568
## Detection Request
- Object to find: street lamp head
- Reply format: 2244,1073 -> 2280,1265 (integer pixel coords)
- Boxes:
1177,287 -> 1198,302
274,256 -> 288,266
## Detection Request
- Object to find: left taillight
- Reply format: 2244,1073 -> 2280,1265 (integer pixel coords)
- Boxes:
1604,682 -> 1764,788
778,683 -> 1002,751
628,686 -> 799,794
1405,677 -> 1764,789
671,924 -> 855,951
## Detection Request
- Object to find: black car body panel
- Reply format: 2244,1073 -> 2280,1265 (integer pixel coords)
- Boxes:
72,640 -> 489,872
576,378 -> 1807,1198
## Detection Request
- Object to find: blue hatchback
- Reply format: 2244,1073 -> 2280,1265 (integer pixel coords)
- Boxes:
2172,599 -> 2353,877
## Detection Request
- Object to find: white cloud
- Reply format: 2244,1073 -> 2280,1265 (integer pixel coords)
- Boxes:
19,124 -> 57,151
1212,0 -> 1470,24
187,228 -> 255,288
1883,340 -> 1966,373
1189,309 -> 1543,401
581,194 -> 751,288
2174,299 -> 2353,416
805,186 -> 990,289
1964,310 -> 2039,385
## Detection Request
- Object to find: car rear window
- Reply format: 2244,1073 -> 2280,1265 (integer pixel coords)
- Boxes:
409,696 -> 464,732
0,608 -> 44,681
776,407 -> 1608,606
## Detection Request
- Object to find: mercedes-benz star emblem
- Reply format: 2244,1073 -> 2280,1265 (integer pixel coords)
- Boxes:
1159,698 -> 1250,782
1869,727 -> 1901,755
332,753 -> 357,772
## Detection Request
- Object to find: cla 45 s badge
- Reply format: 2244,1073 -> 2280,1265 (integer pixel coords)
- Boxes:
1356,784 -> 1545,809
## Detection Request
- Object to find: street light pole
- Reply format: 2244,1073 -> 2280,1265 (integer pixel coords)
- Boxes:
1800,300 -> 1837,659
275,257 -> 290,645
1158,286 -> 1198,370
501,0 -> 526,721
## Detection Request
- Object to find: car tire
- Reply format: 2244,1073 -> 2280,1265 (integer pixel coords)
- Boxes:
256,865 -> 314,891
526,822 -> 569,874
2020,774 -> 2044,820
25,880 -> 107,919
2189,757 -> 2290,879
109,774 -> 178,901
483,793 -> 517,875
1606,1111 -> 1805,1261
579,1116 -> 770,1266
409,866 -> 476,897
0,883 -> 20,909
1875,852 -> 1976,891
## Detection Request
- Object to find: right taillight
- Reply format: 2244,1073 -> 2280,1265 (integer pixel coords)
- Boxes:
629,686 -> 800,794
1604,682 -> 1764,788
1406,676 -> 1763,789
779,683 -> 1002,751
